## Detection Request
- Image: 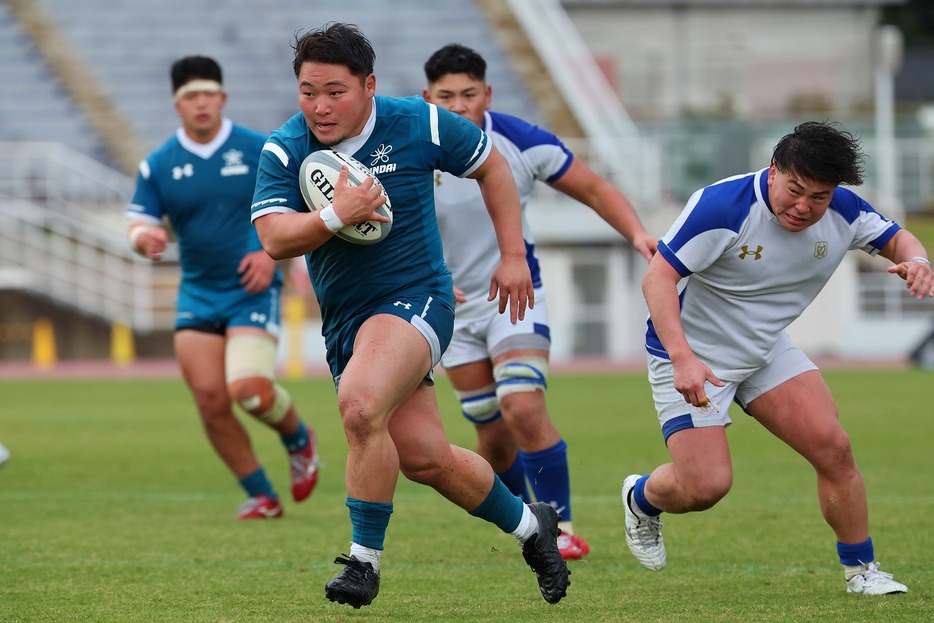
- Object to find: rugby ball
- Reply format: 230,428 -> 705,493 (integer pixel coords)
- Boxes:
298,149 -> 392,245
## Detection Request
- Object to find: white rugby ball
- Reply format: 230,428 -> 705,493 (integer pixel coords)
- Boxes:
298,149 -> 392,245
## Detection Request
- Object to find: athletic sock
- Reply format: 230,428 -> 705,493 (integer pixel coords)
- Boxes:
519,439 -> 571,521
838,537 -> 874,579
632,474 -> 662,517
346,497 -> 393,551
239,467 -> 276,499
512,503 -> 539,545
497,456 -> 530,503
280,420 -> 310,453
469,474 -> 524,533
349,542 -> 382,574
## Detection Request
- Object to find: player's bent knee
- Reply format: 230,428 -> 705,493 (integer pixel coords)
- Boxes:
493,356 -> 548,400
225,332 -> 291,424
686,476 -> 731,510
454,384 -> 501,425
230,378 -> 292,425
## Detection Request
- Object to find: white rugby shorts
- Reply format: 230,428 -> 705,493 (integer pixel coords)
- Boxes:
648,331 -> 818,439
441,287 -> 550,368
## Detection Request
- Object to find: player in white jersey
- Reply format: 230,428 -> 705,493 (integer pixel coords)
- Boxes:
126,56 -> 319,521
251,24 -> 569,608
623,121 -> 932,594
423,44 -> 656,560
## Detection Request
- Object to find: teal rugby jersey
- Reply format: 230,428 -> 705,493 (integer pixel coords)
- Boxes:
251,95 -> 491,337
127,119 -> 278,292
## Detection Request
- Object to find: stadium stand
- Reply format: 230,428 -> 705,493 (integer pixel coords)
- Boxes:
25,0 -> 544,171
0,1 -> 556,360
0,3 -> 103,161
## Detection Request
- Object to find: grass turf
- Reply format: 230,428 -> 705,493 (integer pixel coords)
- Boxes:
0,369 -> 931,622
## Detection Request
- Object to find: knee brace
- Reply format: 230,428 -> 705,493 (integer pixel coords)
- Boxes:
453,384 -> 501,425
226,332 -> 292,425
493,356 -> 548,400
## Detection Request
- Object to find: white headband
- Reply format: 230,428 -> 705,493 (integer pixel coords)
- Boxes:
173,79 -> 225,104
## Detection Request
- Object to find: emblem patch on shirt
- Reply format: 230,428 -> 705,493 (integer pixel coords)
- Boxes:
738,244 -> 763,260
220,149 -> 249,177
172,163 -> 194,180
369,143 -> 397,175
814,241 -> 828,259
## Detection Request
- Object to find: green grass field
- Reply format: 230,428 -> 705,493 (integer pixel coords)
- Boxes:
1,370 -> 931,622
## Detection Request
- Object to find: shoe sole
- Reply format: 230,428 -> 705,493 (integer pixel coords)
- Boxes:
325,589 -> 373,608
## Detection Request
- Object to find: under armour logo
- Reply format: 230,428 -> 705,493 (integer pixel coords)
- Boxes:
172,163 -> 194,180
738,245 -> 763,260
393,301 -> 412,310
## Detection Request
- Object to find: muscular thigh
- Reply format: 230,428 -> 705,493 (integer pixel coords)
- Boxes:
388,382 -> 452,469
328,287 -> 454,384
174,329 -> 226,394
745,370 -> 842,460
339,314 -> 437,419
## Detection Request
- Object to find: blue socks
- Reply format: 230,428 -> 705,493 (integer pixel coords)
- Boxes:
633,475 -> 662,517
837,537 -> 873,565
239,467 -> 276,499
520,439 -> 571,521
347,497 -> 394,551
280,420 -> 310,453
469,475 -> 524,533
497,456 -> 530,503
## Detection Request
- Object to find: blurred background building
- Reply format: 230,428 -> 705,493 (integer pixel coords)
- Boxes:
1,0 -> 932,370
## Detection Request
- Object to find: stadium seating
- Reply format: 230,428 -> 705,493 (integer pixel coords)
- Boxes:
14,0 -> 541,165
0,4 -> 104,161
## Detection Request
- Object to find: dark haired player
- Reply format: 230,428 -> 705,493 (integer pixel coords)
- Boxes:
624,121 -> 931,594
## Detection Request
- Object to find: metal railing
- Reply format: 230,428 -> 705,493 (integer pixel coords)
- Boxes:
505,0 -> 660,207
0,142 -> 178,332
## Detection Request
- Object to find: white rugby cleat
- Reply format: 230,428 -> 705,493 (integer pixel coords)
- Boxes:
622,474 -> 666,571
845,562 -> 908,595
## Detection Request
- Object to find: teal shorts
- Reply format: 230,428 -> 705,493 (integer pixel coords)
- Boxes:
325,286 -> 455,385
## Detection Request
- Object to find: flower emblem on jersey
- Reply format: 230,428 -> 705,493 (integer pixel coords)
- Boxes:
220,149 -> 250,177
738,244 -> 763,260
814,241 -> 828,259
370,144 -> 393,165
368,144 -> 397,175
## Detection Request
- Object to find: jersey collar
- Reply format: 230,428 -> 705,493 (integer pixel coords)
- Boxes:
177,117 -> 233,159
332,100 -> 377,156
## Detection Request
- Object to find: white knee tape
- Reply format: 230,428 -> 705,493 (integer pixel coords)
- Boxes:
493,356 -> 548,399
454,384 -> 501,425
256,383 -> 291,425
225,332 -> 277,382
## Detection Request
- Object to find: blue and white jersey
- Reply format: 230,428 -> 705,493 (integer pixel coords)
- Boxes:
646,167 -> 900,378
126,118 -> 277,292
251,95 -> 491,337
433,110 -> 572,317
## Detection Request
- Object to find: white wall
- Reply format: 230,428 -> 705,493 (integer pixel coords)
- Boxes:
564,4 -> 880,120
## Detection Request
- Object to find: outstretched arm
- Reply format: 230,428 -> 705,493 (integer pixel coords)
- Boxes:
550,157 -> 657,261
880,229 -> 934,299
468,145 -> 533,323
